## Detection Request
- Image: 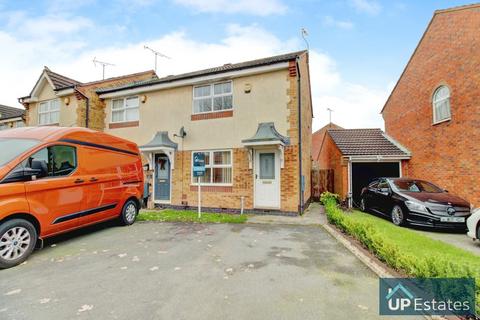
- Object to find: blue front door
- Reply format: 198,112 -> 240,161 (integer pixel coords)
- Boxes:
155,154 -> 170,201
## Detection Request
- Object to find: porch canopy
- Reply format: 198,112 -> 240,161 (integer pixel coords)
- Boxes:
242,122 -> 290,168
139,131 -> 177,169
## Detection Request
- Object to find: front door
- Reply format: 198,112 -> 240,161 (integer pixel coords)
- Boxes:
154,154 -> 170,202
254,150 -> 280,209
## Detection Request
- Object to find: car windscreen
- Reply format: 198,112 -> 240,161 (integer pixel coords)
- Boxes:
0,138 -> 41,167
391,180 -> 443,193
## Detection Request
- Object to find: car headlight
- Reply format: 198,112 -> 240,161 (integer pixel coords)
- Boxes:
405,200 -> 428,212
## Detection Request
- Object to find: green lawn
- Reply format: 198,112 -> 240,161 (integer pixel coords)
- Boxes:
346,210 -> 480,268
138,209 -> 248,224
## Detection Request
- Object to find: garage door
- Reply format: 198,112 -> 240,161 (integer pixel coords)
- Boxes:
351,162 -> 400,206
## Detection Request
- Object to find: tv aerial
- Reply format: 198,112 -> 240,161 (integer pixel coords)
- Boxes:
93,57 -> 115,80
144,45 -> 171,73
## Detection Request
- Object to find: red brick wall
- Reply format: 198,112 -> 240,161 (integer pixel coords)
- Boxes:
382,7 -> 480,207
318,134 -> 348,199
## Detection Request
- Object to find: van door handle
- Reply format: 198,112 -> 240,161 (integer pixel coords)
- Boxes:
74,179 -> 85,184
90,177 -> 98,182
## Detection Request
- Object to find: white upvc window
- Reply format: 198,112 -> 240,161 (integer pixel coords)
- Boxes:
38,99 -> 60,125
191,150 -> 233,185
432,85 -> 451,124
193,81 -> 233,114
111,96 -> 139,123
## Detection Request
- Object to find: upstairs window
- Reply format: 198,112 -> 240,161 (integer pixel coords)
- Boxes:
432,86 -> 451,124
193,81 -> 233,114
38,99 -> 60,125
111,96 -> 139,123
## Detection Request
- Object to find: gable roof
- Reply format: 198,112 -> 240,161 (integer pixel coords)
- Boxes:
327,128 -> 410,157
44,67 -> 81,90
0,104 -> 25,120
380,3 -> 480,114
97,50 -> 307,94
312,123 -> 342,161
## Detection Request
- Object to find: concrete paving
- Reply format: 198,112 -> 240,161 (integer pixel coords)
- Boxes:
411,228 -> 480,256
0,221 -> 419,320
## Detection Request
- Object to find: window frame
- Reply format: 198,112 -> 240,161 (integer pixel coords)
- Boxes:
38,99 -> 60,125
432,85 -> 451,125
192,80 -> 233,115
21,144 -> 78,179
191,149 -> 233,186
110,96 -> 140,124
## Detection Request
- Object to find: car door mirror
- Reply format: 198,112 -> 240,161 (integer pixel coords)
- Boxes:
30,160 -> 48,179
379,187 -> 391,195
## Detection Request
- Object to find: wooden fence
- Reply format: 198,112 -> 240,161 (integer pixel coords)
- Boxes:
311,168 -> 334,201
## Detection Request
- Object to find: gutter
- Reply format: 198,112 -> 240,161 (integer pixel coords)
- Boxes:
296,56 -> 304,215
74,87 -> 90,128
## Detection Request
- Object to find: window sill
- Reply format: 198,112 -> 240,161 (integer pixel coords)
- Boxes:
109,121 -> 139,129
190,185 -> 233,192
432,118 -> 451,126
38,123 -> 59,126
191,110 -> 233,121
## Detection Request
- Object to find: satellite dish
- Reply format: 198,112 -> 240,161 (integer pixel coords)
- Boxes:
179,127 -> 187,138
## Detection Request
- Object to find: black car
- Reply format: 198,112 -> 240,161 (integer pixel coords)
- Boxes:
359,178 -> 471,229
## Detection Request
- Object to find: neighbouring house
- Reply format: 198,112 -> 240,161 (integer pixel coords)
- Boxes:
311,122 -> 342,168
95,51 -> 313,215
19,67 -> 157,130
0,104 -> 25,130
317,128 -> 410,206
381,3 -> 480,207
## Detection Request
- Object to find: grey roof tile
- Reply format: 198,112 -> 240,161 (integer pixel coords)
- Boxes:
0,104 -> 25,120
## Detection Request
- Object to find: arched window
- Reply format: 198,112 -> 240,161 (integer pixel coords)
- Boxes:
432,86 -> 451,123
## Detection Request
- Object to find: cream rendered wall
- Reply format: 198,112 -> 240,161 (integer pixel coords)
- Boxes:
27,82 -> 78,127
104,69 -> 290,150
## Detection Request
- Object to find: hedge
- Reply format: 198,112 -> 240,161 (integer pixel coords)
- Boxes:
321,193 -> 480,314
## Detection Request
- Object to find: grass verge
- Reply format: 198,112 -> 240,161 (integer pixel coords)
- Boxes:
321,194 -> 480,313
138,209 -> 247,224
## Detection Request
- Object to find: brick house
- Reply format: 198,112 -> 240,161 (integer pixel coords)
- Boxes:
19,67 -> 157,129
311,122 -> 342,168
94,51 -> 313,215
381,4 -> 480,207
0,104 -> 25,130
317,128 -> 410,206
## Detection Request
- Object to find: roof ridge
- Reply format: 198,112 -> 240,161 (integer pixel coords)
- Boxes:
80,70 -> 157,87
45,68 -> 82,86
435,2 -> 480,14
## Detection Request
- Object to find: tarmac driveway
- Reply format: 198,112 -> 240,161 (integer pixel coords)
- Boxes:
0,222 -> 419,320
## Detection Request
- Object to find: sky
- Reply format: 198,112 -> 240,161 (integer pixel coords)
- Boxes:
0,0 -> 471,131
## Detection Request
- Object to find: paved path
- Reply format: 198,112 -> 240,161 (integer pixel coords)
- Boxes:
0,221 -> 418,320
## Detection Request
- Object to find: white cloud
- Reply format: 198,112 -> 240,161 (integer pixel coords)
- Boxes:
173,0 -> 287,16
349,0 -> 381,15
0,14 -> 387,130
323,16 -> 354,30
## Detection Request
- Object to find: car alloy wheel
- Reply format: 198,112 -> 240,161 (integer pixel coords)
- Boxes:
391,205 -> 404,226
125,203 -> 137,223
0,227 -> 31,261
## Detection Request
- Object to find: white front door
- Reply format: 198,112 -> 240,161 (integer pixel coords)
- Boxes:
254,150 -> 280,209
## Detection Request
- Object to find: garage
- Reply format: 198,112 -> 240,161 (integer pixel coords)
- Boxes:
351,162 -> 400,206
317,128 -> 411,207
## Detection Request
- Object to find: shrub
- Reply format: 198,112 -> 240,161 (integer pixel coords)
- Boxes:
322,194 -> 480,313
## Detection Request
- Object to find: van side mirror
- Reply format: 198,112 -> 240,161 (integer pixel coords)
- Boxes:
31,160 -> 48,178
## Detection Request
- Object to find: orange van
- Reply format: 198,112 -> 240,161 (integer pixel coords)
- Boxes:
0,127 -> 144,269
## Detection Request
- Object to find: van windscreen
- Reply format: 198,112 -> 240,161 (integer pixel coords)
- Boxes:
0,138 -> 41,167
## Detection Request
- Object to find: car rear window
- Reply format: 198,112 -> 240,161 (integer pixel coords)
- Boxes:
0,138 -> 40,167
392,180 -> 443,193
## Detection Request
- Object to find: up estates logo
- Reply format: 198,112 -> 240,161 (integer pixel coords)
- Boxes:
385,283 -> 414,311
379,278 -> 476,317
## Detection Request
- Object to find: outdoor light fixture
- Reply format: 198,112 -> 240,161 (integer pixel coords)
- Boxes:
244,83 -> 252,93
64,97 -> 70,105
140,95 -> 147,103
143,163 -> 150,171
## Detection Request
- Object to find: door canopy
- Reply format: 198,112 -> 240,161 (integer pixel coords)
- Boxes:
139,131 -> 177,169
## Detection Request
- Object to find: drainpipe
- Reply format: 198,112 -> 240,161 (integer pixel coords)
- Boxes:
74,87 -> 89,128
296,56 -> 304,215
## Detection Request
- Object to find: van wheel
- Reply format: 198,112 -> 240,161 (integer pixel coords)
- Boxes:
119,200 -> 139,226
391,205 -> 405,226
0,219 -> 37,269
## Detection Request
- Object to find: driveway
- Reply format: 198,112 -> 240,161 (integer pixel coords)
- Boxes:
412,228 -> 480,255
0,222 -> 419,320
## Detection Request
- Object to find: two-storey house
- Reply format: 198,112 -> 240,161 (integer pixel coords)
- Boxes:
96,51 -> 313,215
382,4 -> 480,207
19,67 -> 157,130
0,104 -> 25,130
